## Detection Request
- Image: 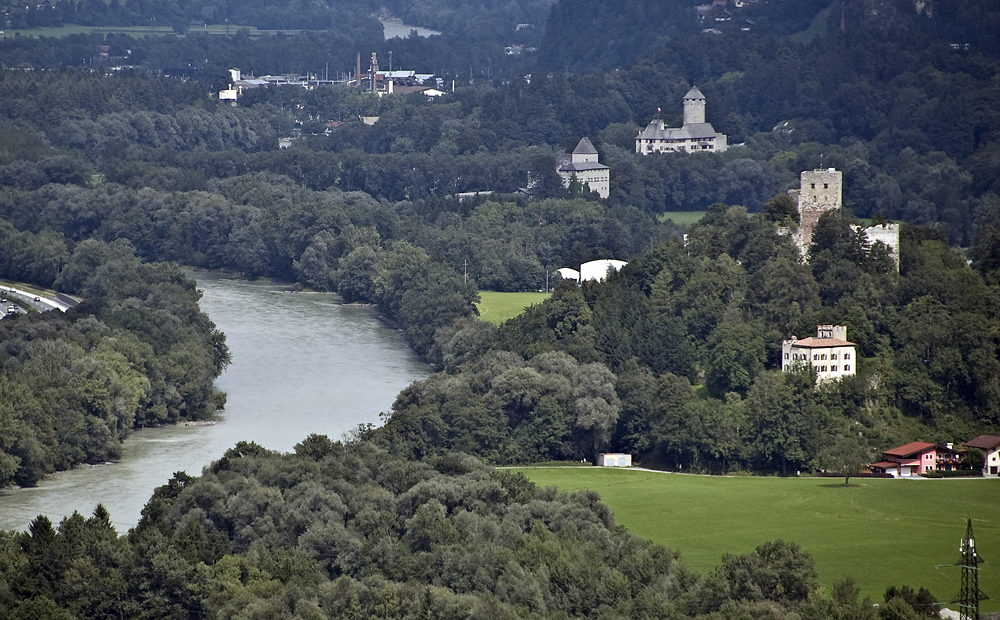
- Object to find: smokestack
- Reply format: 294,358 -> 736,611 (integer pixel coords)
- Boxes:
356,53 -> 361,87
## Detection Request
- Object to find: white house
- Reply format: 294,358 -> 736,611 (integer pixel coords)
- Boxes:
781,325 -> 857,383
635,86 -> 728,154
556,137 -> 610,198
964,435 -> 1000,476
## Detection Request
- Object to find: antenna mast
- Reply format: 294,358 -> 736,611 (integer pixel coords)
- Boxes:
954,518 -> 989,620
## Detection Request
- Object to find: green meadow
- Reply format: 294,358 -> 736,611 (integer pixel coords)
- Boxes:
517,467 -> 1000,610
476,291 -> 550,325
658,211 -> 706,226
0,24 -> 262,39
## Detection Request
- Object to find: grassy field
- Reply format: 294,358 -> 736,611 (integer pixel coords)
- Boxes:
658,211 -> 707,226
516,467 -> 1000,609
0,24 -> 262,39
476,291 -> 550,325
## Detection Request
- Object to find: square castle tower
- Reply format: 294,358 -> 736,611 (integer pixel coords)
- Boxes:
787,168 -> 842,256
786,168 -> 899,269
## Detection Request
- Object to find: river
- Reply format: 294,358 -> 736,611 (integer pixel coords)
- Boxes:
0,271 -> 431,533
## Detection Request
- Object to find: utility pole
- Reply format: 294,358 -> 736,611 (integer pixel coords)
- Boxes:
953,519 -> 989,620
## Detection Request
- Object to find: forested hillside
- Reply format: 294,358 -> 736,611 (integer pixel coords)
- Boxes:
0,231 -> 229,487
542,0 -> 1000,72
1,0 -> 553,37
0,0 -> 995,469
376,206 -> 1000,470
0,0 -> 998,616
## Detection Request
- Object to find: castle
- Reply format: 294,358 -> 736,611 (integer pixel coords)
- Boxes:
786,168 -> 900,270
635,86 -> 728,154
556,137 -> 610,199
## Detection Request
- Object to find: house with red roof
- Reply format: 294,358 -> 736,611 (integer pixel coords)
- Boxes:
965,435 -> 1000,477
870,442 -> 938,477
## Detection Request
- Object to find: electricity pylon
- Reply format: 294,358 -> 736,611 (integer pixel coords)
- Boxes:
953,519 -> 988,620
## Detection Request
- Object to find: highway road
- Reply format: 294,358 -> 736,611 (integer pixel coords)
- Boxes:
0,282 -> 79,316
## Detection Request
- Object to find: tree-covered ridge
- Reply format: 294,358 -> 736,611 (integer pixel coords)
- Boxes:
0,229 -> 229,487
0,169 -> 674,355
0,437 -> 935,620
1,0 -> 553,45
541,0 -> 1000,72
3,22 -> 998,246
375,205 -> 1000,472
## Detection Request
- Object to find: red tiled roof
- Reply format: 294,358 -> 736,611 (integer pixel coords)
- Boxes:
787,337 -> 855,348
871,461 -> 900,469
883,442 -> 935,458
965,435 -> 1000,450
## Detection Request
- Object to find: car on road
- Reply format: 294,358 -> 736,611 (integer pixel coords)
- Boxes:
34,296 -> 40,302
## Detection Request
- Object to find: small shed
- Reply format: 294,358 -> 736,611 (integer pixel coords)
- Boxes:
598,453 -> 632,467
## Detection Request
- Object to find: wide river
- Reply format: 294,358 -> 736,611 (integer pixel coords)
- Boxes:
0,271 -> 431,532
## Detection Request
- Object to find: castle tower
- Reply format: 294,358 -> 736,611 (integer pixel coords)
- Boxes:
683,86 -> 707,125
794,168 -> 842,255
571,136 -> 599,164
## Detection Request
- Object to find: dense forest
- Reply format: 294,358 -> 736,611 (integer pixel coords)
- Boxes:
375,208 -> 1000,473
0,437 -> 939,620
0,0 -> 999,616
0,229 -> 229,487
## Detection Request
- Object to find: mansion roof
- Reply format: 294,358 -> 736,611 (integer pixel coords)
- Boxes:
559,161 -> 609,172
637,120 -> 719,141
785,337 -> 854,348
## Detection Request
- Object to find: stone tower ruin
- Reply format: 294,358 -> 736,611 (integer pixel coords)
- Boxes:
787,168 -> 842,256
784,168 -> 899,270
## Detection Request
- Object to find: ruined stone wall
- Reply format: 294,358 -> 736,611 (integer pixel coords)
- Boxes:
852,223 -> 900,270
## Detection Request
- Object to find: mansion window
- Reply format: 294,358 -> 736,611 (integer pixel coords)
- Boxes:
844,353 -> 850,359
844,365 -> 850,371
831,366 -> 837,372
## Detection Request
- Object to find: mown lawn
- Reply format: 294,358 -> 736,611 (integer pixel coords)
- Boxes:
476,291 -> 550,325
658,211 -> 706,226
517,467 -> 1000,609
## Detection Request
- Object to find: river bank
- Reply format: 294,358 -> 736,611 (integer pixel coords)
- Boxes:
0,271 -> 430,532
